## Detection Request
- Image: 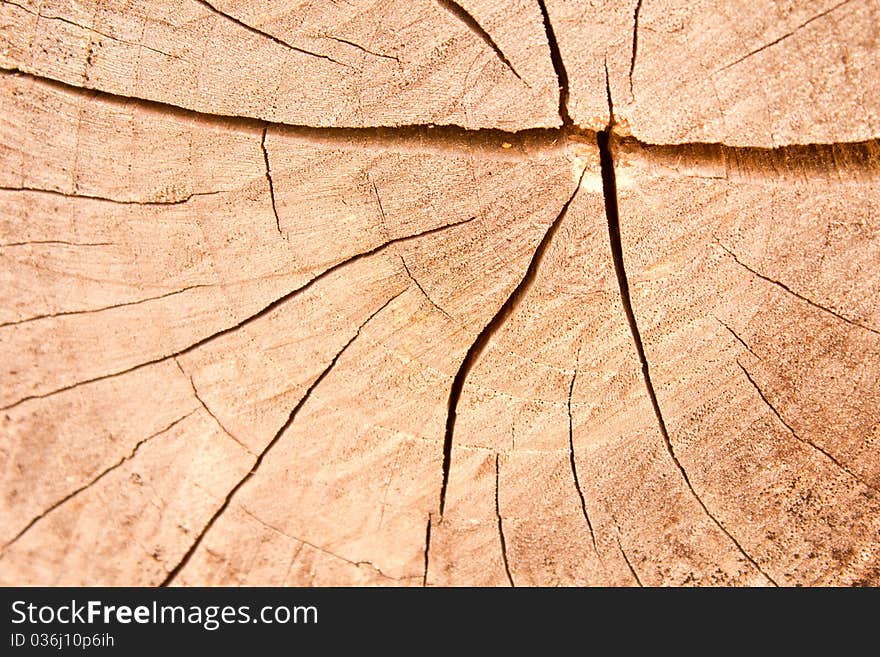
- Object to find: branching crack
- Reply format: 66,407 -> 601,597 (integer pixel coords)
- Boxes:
370,179 -> 451,318
737,361 -> 879,495
436,0 -> 521,80
1,217 -> 473,411
597,75 -> 778,587
194,0 -> 351,68
400,256 -> 454,320
438,168 -> 586,515
261,126 -> 283,237
174,358 -> 254,456
536,0 -> 571,125
717,242 -> 880,337
3,3 -> 878,587
495,454 -> 515,586
0,285 -> 209,329
0,411 -> 196,554
159,291 -> 402,586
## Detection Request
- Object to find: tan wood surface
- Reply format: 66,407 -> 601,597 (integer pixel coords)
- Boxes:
1,0 -> 878,586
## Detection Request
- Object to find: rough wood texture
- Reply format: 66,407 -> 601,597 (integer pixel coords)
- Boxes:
545,0 -> 880,145
1,1 -> 878,586
1,0 -> 559,129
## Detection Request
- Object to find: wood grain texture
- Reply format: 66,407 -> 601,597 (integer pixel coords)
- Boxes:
1,1 -> 878,587
544,0 -> 880,145
613,139 -> 880,584
0,0 -> 559,129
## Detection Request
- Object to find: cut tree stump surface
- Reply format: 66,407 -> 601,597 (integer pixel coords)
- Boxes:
0,0 -> 878,586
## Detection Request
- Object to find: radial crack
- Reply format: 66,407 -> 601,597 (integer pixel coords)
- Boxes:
0,411 -> 197,553
423,514 -> 433,587
495,454 -> 515,587
438,169 -> 586,514
1,217 -> 473,411
400,256 -> 453,319
435,0 -> 521,80
4,67 -> 562,144
2,0 -> 183,61
536,0 -> 571,125
737,361 -> 879,494
160,291 -> 402,586
0,285 -> 210,329
567,363 -> 598,556
597,76 -> 778,586
194,0 -> 351,67
174,358 -> 255,456
616,535 -> 644,587
0,240 -> 112,248
261,126 -> 283,237
240,507 -> 410,582
8,67 -> 880,156
0,185 -> 221,206
719,0 -> 855,72
629,0 -> 643,97
714,316 -> 759,359
321,35 -> 399,62
717,242 -> 879,337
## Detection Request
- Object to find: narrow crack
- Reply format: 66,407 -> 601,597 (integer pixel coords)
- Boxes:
718,0 -> 855,72
616,535 -> 644,587
608,512 -> 643,586
1,240 -> 112,248
370,178 -> 388,229
2,0 -> 183,61
0,185 -> 221,206
1,217 -> 473,411
321,36 -> 399,62
536,0 -> 571,125
160,291 -> 402,586
261,126 -> 283,238
240,507 -> 412,582
194,0 -> 351,68
0,285 -> 209,330
174,358 -> 255,457
369,178 -> 452,319
400,256 -> 454,320
597,71 -> 778,587
438,169 -> 586,515
567,363 -> 598,557
0,411 -> 197,554
495,454 -> 515,587
422,514 -> 433,587
715,316 -> 759,359
629,0 -> 643,97
717,242 -> 880,337
436,0 -> 521,80
737,361 -> 879,495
